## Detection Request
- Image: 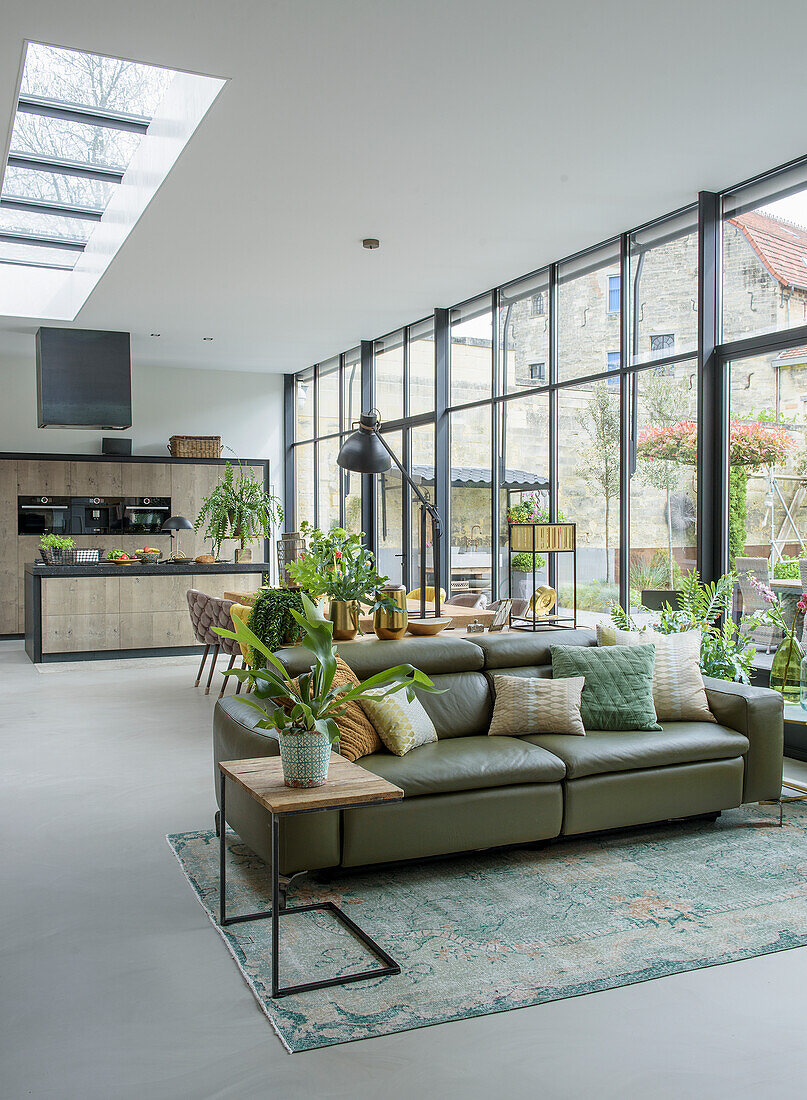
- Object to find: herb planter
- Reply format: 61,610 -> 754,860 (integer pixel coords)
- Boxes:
278,731 -> 332,788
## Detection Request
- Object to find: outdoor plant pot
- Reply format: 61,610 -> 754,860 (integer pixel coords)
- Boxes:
329,599 -> 359,641
278,731 -> 332,788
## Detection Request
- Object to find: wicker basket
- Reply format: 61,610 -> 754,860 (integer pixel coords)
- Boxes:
40,547 -> 103,566
168,435 -> 222,458
135,550 -> 163,563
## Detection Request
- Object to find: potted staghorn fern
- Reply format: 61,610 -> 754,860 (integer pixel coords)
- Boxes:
216,594 -> 443,787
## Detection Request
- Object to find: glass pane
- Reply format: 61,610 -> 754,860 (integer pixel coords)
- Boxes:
557,379 -> 621,623
727,351 -> 806,574
723,164 -> 807,343
317,357 -> 340,437
499,271 -> 550,394
9,114 -> 142,171
375,331 -> 404,422
450,404 -> 492,601
2,165 -> 112,209
376,431 -> 405,585
342,435 -> 362,535
317,437 -> 341,531
629,209 -> 698,365
450,296 -> 492,406
0,207 -> 93,241
295,368 -> 314,442
294,443 -> 315,528
630,361 -> 698,612
0,240 -> 78,268
557,242 -> 621,381
22,42 -> 173,118
410,423 -> 436,596
409,318 -> 435,415
343,347 -> 362,432
497,394 -> 550,602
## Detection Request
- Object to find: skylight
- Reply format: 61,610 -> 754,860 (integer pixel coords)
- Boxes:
0,42 -> 225,319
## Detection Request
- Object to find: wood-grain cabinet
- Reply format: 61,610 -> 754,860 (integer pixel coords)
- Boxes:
0,455 -> 271,637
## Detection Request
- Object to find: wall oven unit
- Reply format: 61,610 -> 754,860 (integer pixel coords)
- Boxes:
123,498 -> 171,535
18,497 -> 70,536
69,497 -> 124,535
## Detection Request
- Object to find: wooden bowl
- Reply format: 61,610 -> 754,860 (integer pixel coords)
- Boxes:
406,618 -> 452,636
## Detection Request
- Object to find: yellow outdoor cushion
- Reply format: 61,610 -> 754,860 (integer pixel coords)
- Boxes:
230,604 -> 252,662
407,587 -> 447,604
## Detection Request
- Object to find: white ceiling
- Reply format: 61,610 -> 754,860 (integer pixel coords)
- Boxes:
0,0 -> 806,375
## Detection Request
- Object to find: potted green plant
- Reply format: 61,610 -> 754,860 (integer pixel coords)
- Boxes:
195,457 -> 283,562
216,595 -> 442,787
39,533 -> 76,565
285,523 -> 392,640
245,588 -> 305,665
510,551 -> 547,600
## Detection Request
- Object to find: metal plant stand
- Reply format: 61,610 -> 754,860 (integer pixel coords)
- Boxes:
507,522 -> 577,631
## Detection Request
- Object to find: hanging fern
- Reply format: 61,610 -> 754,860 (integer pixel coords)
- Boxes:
246,589 -> 304,666
194,456 -> 283,557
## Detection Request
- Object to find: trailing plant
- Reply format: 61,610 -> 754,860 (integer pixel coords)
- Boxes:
773,556 -> 800,579
286,523 -> 389,607
194,457 -> 283,557
39,533 -> 75,550
215,595 -> 444,743
246,588 -> 305,666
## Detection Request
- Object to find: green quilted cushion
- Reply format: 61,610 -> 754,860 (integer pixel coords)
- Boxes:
550,644 -> 661,732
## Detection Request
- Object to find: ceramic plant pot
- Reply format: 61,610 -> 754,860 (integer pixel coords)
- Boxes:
329,599 -> 359,640
234,546 -> 253,563
278,730 -> 332,788
374,584 -> 408,639
770,635 -> 804,705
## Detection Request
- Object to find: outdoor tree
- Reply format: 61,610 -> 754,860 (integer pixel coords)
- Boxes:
636,369 -> 692,587
577,382 -> 620,583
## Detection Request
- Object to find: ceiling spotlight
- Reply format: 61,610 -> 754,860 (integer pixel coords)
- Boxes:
362,238 -> 380,250
150,332 -> 161,337
203,336 -> 213,341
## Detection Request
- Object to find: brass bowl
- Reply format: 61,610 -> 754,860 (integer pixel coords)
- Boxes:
406,618 -> 452,636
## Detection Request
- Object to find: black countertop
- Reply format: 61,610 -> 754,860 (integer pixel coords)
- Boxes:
26,561 -> 270,578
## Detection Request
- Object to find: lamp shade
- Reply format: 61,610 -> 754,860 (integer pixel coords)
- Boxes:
161,515 -> 194,532
337,412 -> 392,474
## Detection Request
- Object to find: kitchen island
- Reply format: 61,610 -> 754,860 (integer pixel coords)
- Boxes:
25,561 -> 268,662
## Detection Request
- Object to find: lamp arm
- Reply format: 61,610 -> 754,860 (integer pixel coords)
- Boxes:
373,430 -> 443,536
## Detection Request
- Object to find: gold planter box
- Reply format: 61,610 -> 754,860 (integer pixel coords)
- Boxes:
509,523 -> 575,553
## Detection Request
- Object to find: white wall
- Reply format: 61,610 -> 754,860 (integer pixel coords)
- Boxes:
0,352 -> 286,501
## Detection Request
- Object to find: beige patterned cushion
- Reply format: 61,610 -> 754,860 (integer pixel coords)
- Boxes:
488,674 -> 586,737
596,625 -> 715,723
358,689 -> 438,756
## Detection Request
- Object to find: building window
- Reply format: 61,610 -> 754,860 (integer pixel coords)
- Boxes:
607,350 -> 620,386
531,293 -> 545,316
650,333 -> 675,356
607,275 -> 621,314
528,361 -> 546,382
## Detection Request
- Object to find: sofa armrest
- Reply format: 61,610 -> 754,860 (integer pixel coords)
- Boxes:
214,697 -> 279,776
702,676 -> 783,802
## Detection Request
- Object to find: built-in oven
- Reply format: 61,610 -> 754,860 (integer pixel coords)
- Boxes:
69,497 -> 124,536
18,496 -> 70,536
123,497 -> 171,535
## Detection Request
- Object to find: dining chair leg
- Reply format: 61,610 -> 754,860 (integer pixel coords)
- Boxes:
235,658 -> 246,695
195,644 -> 210,687
204,645 -> 220,695
219,653 -> 236,699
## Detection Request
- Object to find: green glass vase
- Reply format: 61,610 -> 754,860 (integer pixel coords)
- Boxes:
770,635 -> 804,705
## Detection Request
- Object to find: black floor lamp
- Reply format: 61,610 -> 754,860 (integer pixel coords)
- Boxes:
337,411 -> 443,619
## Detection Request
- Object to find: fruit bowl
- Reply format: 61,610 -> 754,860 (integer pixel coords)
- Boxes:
135,550 -> 162,563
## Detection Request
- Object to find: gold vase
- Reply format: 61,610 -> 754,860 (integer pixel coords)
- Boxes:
374,584 -> 408,640
329,599 -> 359,641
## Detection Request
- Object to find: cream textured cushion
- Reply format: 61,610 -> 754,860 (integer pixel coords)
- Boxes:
596,625 -> 715,723
358,689 -> 438,756
488,674 -> 586,737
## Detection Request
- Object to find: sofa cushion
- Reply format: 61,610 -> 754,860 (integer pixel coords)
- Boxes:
464,628 -> 596,669
276,635 -> 484,679
551,643 -> 661,731
414,671 -> 493,738
359,735 -> 566,797
523,722 -> 749,779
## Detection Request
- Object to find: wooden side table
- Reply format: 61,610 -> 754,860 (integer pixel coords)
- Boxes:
217,754 -> 403,998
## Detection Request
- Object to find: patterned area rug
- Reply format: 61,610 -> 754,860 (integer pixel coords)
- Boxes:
168,802 -> 807,1053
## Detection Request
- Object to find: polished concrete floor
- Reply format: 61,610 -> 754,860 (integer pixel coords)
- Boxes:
3,638 -> 807,1100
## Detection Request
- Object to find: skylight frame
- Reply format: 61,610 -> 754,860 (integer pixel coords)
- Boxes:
0,40 -> 226,319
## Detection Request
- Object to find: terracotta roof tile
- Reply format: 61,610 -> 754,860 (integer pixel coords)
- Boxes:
730,210 -> 807,291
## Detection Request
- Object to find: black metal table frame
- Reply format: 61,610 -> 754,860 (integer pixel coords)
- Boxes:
217,771 -> 400,999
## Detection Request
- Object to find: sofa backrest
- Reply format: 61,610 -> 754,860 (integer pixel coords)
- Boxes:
462,628 -> 596,678
274,635 -> 491,739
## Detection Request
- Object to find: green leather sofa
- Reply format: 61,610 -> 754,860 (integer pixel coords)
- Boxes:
213,629 -> 783,874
